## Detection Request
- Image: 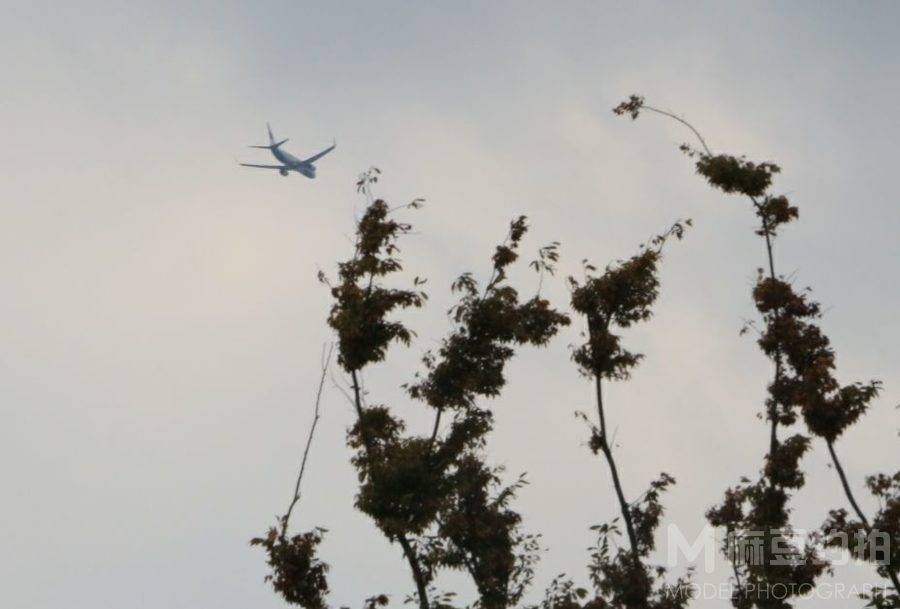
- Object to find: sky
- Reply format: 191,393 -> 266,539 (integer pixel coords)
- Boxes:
2,2 -> 899,608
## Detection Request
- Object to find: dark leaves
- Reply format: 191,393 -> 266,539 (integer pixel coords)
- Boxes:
354,436 -> 450,536
436,457 -> 527,609
362,594 -> 390,609
755,195 -> 798,236
585,513 -> 694,609
693,153 -> 780,199
752,275 -> 881,441
569,222 -> 688,379
613,95 -> 645,120
409,218 -> 569,412
531,241 -> 561,276
824,472 -> 900,581
251,527 -> 330,608
570,226 -> 690,609
630,474 -> 676,557
764,434 -> 811,489
326,178 -> 570,609
325,199 -> 426,372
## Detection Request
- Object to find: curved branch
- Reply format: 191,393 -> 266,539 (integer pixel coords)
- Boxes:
827,440 -> 900,593
641,104 -> 713,156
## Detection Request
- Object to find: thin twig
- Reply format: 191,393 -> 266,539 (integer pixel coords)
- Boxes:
280,343 -> 334,538
642,104 -> 713,156
330,371 -> 356,409
642,102 -> 783,456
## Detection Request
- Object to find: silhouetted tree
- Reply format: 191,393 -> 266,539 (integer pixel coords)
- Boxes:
616,94 -> 898,608
256,167 -> 574,609
251,97 -> 897,609
564,221 -> 694,609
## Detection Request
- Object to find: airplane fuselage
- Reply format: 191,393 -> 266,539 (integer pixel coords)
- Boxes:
240,124 -> 334,178
272,147 -> 316,178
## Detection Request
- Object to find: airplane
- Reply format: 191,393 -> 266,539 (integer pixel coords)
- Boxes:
240,123 -> 335,178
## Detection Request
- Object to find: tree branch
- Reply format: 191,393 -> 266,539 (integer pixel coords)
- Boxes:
827,440 -> 900,593
641,104 -> 713,156
590,317 -> 640,565
281,343 -> 334,539
350,369 -> 431,609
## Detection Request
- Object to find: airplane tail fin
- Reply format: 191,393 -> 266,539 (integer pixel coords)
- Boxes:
249,123 -> 288,149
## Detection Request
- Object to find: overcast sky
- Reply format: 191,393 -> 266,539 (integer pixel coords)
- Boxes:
2,2 -> 899,608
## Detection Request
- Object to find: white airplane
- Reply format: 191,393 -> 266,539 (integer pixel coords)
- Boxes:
240,123 -> 335,178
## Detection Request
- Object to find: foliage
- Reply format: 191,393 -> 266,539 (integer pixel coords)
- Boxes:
617,93 -> 898,606
315,173 -> 569,609
251,95 -> 898,609
251,527 -> 330,609
823,471 -> 900,585
322,197 -> 427,373
752,273 -> 882,440
564,224 -> 693,609
569,221 -> 689,380
407,215 -> 570,411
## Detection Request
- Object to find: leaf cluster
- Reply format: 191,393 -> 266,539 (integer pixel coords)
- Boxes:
615,94 -> 841,607
323,199 -> 427,373
584,476 -> 692,609
329,195 -> 569,609
823,471 -> 900,583
753,273 -> 881,440
567,226 -> 692,609
569,221 -> 689,380
251,526 -> 330,609
408,216 -> 570,411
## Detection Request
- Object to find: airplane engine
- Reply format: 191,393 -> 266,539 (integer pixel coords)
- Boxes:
279,168 -> 289,176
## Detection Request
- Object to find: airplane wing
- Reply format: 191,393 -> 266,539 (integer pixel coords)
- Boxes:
303,141 -> 336,164
239,163 -> 288,170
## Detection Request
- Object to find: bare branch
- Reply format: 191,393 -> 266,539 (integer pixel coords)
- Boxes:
281,342 -> 334,539
641,104 -> 713,156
